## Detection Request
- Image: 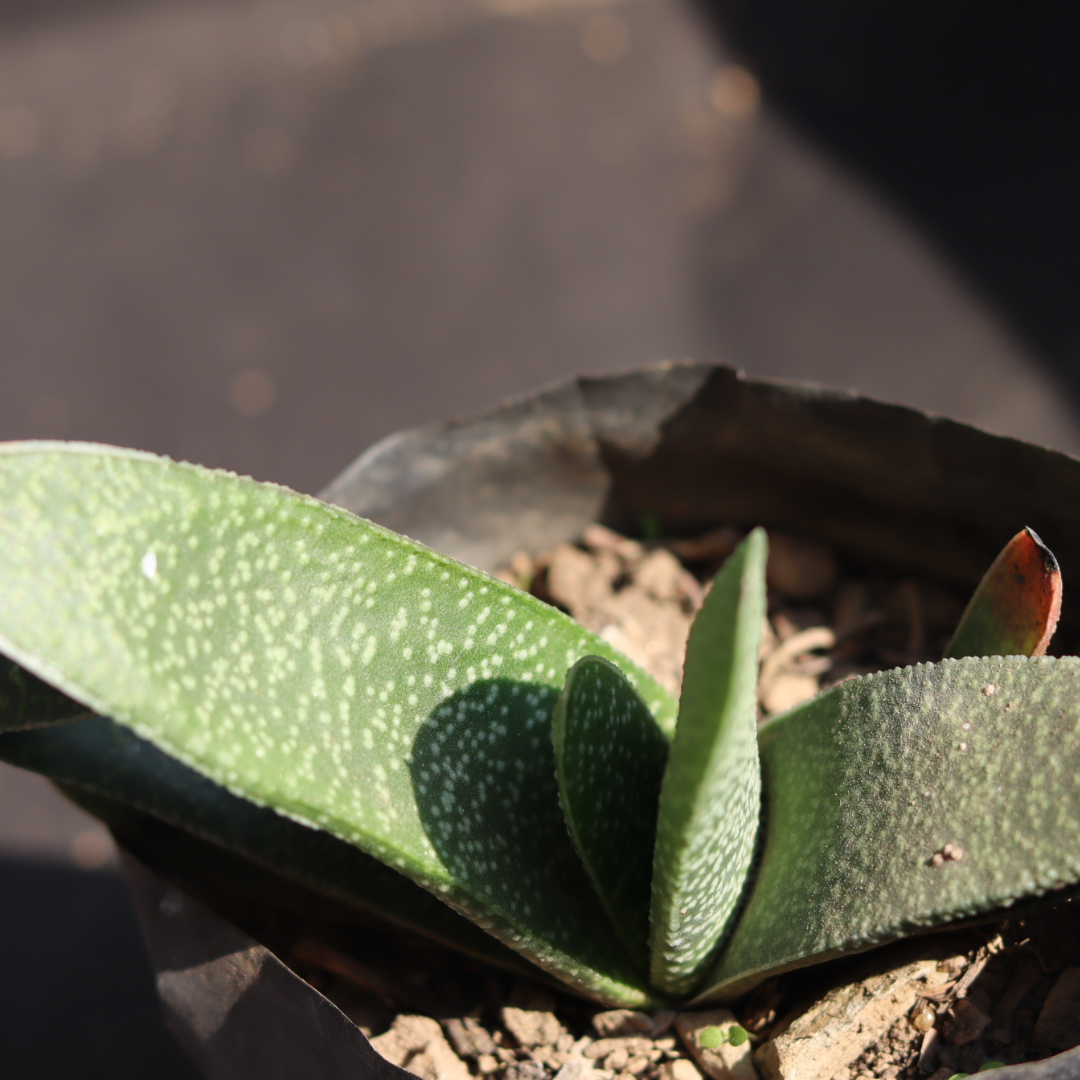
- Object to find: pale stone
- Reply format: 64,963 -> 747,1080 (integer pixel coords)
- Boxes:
370,1016 -> 471,1080
409,1045 -> 474,1080
531,1046 -> 562,1068
635,548 -> 701,605
442,1019 -> 474,1058
371,1015 -> 443,1065
545,538 -> 693,696
676,1010 -> 758,1080
760,672 -> 822,714
505,1064 -> 548,1080
555,1060 -> 600,1080
660,1059 -> 704,1080
582,524 -> 644,564
753,960 -> 939,1080
584,1038 -> 654,1060
593,1010 -> 654,1038
547,544 -> 620,619
604,1048 -> 629,1071
502,1006 -> 564,1049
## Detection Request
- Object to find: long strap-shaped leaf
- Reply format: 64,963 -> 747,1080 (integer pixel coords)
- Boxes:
0,443 -> 678,1005
0,717 -> 539,977
553,656 -> 670,966
649,529 -> 767,995
699,655 -> 1080,1001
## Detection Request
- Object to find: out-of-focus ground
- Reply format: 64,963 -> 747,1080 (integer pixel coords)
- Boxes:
0,0 -> 1078,1076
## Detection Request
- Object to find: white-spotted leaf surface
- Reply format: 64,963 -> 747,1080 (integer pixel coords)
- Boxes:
700,656 -> 1080,1002
649,529 -> 767,996
0,443 -> 678,1004
553,656 -> 670,966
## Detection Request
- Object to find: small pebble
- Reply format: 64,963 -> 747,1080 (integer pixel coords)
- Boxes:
659,1061 -> 701,1080
554,1061 -> 598,1080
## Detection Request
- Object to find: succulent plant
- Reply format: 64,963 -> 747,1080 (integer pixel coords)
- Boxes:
0,444 -> 1077,1009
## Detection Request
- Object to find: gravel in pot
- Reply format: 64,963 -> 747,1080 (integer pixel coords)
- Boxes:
3,363 -> 1080,1080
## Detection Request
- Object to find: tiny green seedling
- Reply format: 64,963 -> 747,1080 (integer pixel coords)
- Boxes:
698,1025 -> 749,1049
0,445 -> 1075,1008
698,1027 -> 725,1049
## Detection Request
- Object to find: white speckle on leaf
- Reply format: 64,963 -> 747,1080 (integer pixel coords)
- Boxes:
0,447 -> 675,1002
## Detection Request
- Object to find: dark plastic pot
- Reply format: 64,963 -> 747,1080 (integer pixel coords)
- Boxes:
125,362 -> 1080,1079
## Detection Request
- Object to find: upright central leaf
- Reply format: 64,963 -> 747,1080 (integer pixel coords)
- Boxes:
649,529 -> 767,995
553,655 -> 670,966
0,443 -> 677,1005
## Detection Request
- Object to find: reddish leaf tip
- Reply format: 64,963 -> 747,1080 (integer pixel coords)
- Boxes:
945,528 -> 1062,659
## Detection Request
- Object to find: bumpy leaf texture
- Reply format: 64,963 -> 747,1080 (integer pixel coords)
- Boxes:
699,656 -> 1080,1001
0,443 -> 679,1005
649,529 -> 767,995
945,527 -> 1061,659
553,656 -> 670,965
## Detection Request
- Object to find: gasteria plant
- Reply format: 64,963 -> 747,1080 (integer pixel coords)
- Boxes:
0,444 -> 1077,1009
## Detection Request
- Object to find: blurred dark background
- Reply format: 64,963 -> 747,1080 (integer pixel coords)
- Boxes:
706,0 -> 1080,404
1,0 -> 1078,1075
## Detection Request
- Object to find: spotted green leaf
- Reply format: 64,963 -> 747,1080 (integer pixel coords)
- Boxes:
0,443 -> 678,1005
553,655 -> 670,966
0,717 -> 539,977
700,656 -> 1080,1002
649,528 -> 767,996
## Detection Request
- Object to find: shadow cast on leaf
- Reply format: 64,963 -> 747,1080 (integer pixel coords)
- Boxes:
409,678 -> 639,977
